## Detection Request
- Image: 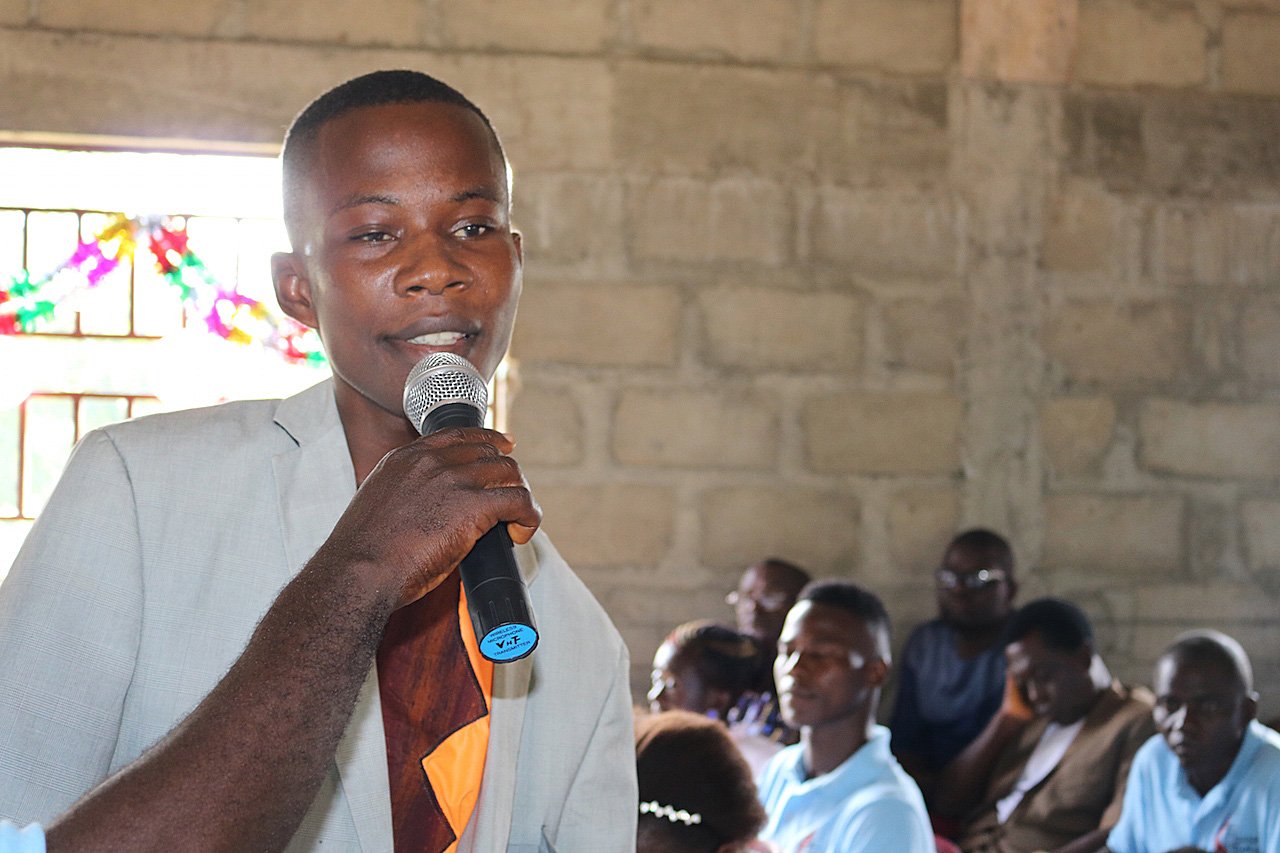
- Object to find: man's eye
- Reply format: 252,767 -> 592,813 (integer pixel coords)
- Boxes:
354,230 -> 392,243
454,223 -> 492,238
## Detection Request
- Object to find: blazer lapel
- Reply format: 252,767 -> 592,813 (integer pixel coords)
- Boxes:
272,381 -> 394,853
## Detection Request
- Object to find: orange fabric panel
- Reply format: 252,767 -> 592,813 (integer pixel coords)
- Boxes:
421,587 -> 495,853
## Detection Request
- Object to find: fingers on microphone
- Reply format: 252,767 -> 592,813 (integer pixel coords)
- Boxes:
483,484 -> 542,532
417,426 -> 514,453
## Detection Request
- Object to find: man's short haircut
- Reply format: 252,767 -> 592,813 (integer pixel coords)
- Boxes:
1003,597 -> 1094,653
1162,630 -> 1255,694
280,69 -> 506,244
665,621 -> 761,702
758,557 -> 812,597
797,579 -> 892,662
635,710 -> 766,853
946,528 -> 1015,574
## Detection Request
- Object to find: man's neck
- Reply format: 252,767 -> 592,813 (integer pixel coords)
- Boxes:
951,621 -> 1006,660
334,399 -> 419,484
801,714 -> 874,779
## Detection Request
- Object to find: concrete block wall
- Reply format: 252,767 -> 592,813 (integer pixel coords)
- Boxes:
2,0 -> 1278,713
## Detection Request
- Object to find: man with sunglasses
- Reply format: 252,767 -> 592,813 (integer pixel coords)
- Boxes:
890,529 -> 1019,806
1105,631 -> 1280,853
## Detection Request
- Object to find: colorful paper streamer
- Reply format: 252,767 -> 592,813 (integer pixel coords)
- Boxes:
0,214 -> 325,365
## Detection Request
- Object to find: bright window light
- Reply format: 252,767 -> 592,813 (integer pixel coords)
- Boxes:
0,145 -> 330,577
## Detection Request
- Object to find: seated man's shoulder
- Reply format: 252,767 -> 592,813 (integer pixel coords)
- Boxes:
1247,721 -> 1280,779
901,618 -> 951,662
1107,683 -> 1157,729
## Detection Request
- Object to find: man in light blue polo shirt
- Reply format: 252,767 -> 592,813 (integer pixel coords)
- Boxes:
1106,630 -> 1280,853
758,580 -> 933,852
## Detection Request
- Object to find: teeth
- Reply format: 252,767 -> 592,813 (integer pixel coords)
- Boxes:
408,331 -> 466,345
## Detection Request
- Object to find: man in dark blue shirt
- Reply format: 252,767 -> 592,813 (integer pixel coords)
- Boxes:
890,529 -> 1019,807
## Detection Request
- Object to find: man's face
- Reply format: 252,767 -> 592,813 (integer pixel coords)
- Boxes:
1005,631 -> 1095,726
275,101 -> 522,435
936,545 -> 1015,631
774,601 -> 881,732
729,563 -> 798,646
1153,652 -> 1254,781
648,641 -> 709,715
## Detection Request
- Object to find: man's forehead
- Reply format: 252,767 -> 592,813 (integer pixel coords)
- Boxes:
944,544 -> 1004,569
785,602 -> 860,640
1158,651 -> 1241,693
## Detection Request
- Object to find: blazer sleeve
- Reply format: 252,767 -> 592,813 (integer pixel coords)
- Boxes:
0,429 -> 143,825
549,640 -> 638,852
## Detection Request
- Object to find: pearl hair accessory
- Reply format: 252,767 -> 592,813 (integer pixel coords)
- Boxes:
639,800 -> 703,826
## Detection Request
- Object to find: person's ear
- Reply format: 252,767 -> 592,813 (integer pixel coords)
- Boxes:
1243,692 -> 1259,723
272,252 -> 317,329
706,687 -> 733,719
867,658 -> 889,688
512,229 -> 524,265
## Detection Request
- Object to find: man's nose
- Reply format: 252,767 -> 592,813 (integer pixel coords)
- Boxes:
398,234 -> 470,296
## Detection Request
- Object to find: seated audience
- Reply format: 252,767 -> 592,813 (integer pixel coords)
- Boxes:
636,710 -> 770,853
935,598 -> 1155,853
891,530 -> 1019,801
650,621 -> 783,777
757,580 -> 933,852
1106,630 -> 1280,853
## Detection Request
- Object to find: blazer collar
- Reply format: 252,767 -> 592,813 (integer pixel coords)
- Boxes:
271,380 -> 393,852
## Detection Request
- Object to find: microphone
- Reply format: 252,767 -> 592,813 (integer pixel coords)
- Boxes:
403,352 -> 539,663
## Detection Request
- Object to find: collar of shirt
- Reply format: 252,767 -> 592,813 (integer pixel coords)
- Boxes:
789,725 -> 893,791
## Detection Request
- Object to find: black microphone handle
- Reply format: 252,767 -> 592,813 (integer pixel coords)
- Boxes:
420,401 -> 538,663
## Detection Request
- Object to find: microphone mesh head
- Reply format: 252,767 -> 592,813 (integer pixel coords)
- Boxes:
403,352 -> 489,434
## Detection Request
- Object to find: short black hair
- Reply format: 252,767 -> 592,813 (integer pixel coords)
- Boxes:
797,579 -> 892,661
1162,630 -> 1254,694
635,711 -> 766,853
1003,597 -> 1094,653
665,621 -> 760,703
755,557 -> 811,593
946,528 -> 1015,574
280,69 -> 506,244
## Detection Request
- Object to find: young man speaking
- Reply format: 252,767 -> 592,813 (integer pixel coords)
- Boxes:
0,71 -> 635,852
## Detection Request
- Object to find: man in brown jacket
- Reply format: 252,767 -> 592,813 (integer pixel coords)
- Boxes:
935,598 -> 1155,853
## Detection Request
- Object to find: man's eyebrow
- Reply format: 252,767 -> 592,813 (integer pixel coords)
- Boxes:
329,193 -> 399,215
452,187 -> 502,204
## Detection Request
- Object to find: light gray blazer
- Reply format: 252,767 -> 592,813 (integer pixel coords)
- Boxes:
0,380 -> 637,852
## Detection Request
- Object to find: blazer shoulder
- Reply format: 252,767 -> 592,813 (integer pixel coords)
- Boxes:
97,397 -> 291,459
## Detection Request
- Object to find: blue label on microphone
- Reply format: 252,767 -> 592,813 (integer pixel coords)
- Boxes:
480,623 -> 538,663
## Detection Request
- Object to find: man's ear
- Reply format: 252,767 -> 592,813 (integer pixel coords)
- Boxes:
705,687 -> 733,719
512,229 -> 524,265
867,658 -> 890,689
271,251 -> 317,329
